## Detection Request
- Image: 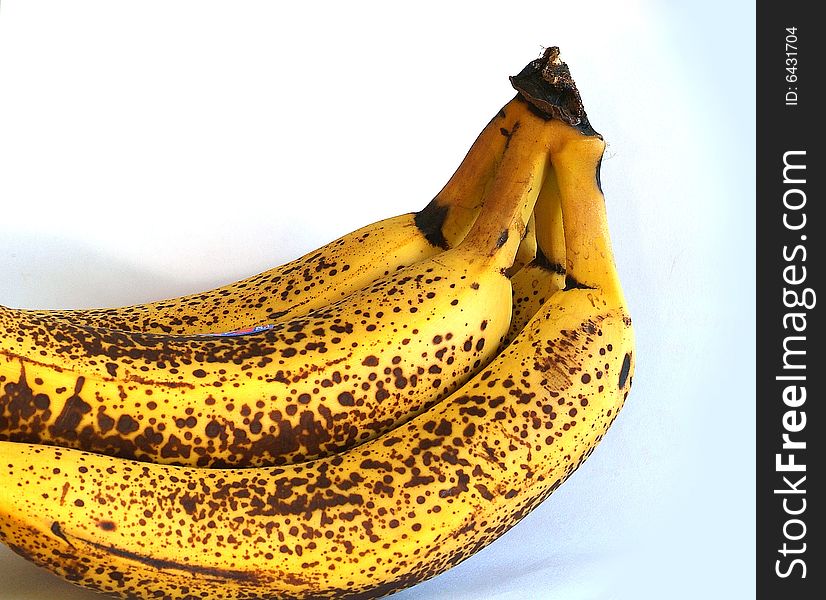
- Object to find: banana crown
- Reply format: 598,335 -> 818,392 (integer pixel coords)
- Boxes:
510,46 -> 625,306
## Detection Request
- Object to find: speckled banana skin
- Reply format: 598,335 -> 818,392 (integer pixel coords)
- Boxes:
0,75 -> 635,598
0,294 -> 632,600
13,98 -> 525,335
0,101 -> 552,468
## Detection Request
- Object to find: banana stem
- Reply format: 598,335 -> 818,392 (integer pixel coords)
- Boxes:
511,46 -> 622,297
455,110 -> 551,271
438,99 -> 518,207
415,96 -> 523,249
509,46 -> 598,138
551,137 -> 622,294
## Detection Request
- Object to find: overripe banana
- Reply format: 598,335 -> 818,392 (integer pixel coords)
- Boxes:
0,99 -> 551,468
0,47 -> 635,599
11,98 -> 523,335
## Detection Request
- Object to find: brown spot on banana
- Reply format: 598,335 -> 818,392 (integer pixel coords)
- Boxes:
0,291 -> 633,599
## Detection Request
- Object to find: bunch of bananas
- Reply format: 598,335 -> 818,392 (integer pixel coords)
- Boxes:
0,47 -> 634,599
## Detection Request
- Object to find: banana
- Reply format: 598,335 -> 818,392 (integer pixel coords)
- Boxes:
11,98 -> 523,335
504,162 -> 567,345
0,47 -> 635,599
0,99 -> 551,468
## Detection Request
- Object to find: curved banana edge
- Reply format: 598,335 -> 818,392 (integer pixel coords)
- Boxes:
10,98 -> 526,335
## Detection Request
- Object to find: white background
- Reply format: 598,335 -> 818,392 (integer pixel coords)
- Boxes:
0,1 -> 755,598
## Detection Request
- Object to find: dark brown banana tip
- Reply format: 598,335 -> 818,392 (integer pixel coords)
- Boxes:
510,46 -> 599,138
